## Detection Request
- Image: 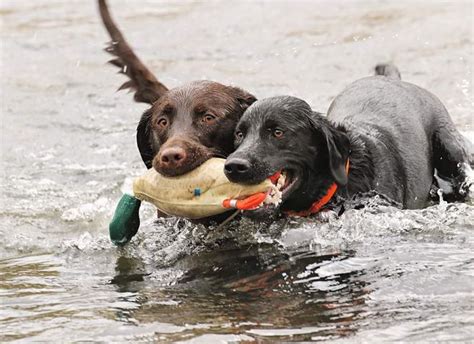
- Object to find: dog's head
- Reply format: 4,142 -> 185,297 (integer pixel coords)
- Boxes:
99,0 -> 256,177
138,81 -> 256,176
224,96 -> 350,213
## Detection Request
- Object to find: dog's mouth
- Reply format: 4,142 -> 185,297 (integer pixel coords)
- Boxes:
258,169 -> 299,209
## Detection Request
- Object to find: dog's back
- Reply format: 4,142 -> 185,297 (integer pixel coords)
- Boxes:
328,74 -> 471,208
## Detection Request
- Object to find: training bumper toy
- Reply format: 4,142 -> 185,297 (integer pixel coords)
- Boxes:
109,158 -> 275,245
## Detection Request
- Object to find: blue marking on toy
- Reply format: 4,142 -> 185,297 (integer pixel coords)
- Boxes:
194,188 -> 201,197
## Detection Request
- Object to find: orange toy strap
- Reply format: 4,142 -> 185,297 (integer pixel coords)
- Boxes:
286,159 -> 350,217
222,171 -> 281,211
222,192 -> 267,211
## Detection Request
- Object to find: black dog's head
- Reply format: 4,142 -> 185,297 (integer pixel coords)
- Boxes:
224,96 -> 350,213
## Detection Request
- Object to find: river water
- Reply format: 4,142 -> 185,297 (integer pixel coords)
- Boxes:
1,0 -> 473,342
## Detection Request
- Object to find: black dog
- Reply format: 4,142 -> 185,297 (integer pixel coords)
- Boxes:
225,65 -> 472,214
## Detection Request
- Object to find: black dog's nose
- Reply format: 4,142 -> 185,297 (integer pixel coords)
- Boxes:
224,158 -> 251,179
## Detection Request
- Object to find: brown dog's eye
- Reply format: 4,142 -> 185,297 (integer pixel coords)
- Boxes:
157,118 -> 168,128
273,129 -> 284,138
203,113 -> 216,124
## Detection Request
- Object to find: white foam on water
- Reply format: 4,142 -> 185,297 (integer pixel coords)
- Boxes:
462,162 -> 474,201
61,197 -> 111,222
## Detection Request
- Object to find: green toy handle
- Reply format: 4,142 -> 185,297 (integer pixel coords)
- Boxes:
109,194 -> 141,245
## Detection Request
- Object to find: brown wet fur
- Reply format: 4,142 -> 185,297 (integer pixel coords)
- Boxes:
98,0 -> 256,177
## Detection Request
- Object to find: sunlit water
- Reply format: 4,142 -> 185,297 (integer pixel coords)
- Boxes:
1,1 -> 473,342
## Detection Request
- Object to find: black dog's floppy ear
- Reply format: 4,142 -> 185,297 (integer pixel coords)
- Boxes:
323,125 -> 350,186
310,115 -> 350,186
136,109 -> 156,169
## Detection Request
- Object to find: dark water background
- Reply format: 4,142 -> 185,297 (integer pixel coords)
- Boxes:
1,0 -> 473,342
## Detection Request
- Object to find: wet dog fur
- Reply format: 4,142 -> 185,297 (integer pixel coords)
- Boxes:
225,65 -> 472,213
98,0 -> 256,178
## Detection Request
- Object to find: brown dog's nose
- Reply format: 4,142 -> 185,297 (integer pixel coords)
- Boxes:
159,147 -> 187,167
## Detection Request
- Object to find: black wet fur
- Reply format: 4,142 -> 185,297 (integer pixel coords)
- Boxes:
225,64 -> 472,213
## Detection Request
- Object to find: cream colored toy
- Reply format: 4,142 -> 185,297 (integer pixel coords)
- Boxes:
109,158 -> 284,245
133,158 -> 274,219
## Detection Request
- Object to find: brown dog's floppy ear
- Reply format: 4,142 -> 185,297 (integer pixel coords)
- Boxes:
98,0 -> 168,104
310,115 -> 350,186
232,87 -> 257,112
136,110 -> 156,169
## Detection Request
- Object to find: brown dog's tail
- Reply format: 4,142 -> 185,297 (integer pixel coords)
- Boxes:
374,63 -> 401,80
98,0 -> 168,104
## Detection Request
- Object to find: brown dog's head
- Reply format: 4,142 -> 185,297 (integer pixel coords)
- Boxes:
99,0 -> 256,176
139,81 -> 256,176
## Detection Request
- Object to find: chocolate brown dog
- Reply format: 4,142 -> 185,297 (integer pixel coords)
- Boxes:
98,0 -> 256,177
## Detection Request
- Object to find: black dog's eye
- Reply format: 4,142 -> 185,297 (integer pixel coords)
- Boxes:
157,117 -> 168,128
235,131 -> 244,140
273,129 -> 284,138
202,113 -> 217,124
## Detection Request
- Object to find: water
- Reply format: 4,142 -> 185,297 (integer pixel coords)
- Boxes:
1,0 -> 473,342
